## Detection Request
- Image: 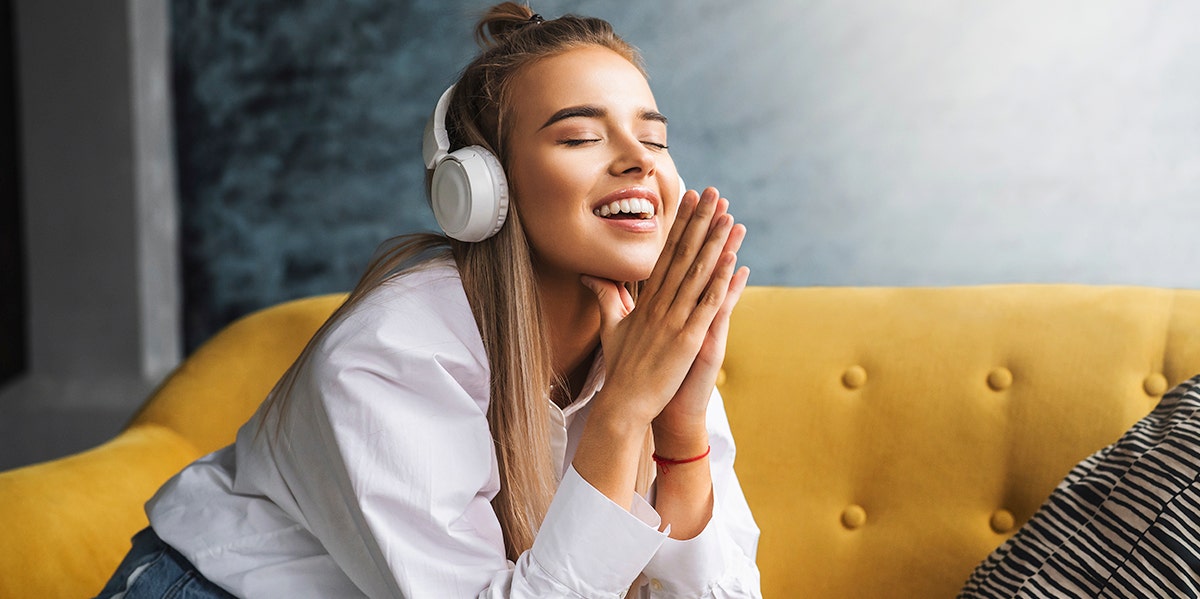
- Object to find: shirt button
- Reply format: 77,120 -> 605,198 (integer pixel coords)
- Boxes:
617,590 -> 626,598
650,578 -> 664,591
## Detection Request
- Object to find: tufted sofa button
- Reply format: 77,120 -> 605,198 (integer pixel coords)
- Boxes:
987,367 -> 1013,391
716,369 -> 727,387
841,504 -> 867,529
990,509 -> 1015,534
842,366 -> 867,389
1144,373 -> 1168,397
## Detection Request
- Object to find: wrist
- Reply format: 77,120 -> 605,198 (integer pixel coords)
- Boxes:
652,444 -> 711,474
573,393 -> 651,511
589,392 -> 654,436
651,424 -> 709,460
653,394 -> 709,439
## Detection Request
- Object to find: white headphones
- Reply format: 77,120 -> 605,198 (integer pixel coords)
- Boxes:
422,85 -> 509,242
421,84 -> 687,242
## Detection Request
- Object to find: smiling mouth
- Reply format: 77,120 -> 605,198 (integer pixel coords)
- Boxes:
592,198 -> 656,219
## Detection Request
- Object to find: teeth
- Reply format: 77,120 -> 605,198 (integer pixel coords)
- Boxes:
592,197 -> 657,218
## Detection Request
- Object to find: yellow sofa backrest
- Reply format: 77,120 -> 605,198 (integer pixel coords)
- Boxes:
1,285 -> 1198,598
724,285 -> 1200,597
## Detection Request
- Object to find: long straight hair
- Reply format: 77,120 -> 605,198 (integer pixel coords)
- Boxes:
260,2 -> 655,561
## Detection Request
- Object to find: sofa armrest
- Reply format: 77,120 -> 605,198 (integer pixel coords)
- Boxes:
0,424 -> 200,598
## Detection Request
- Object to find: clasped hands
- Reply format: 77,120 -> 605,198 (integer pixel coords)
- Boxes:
582,187 -> 750,456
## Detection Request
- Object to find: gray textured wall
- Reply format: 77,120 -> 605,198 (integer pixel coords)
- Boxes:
173,0 -> 1200,348
651,1 -> 1200,289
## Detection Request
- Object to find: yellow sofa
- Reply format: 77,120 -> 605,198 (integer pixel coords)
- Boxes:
2,285 -> 1199,598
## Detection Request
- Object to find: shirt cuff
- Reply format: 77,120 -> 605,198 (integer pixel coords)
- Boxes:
529,465 -> 668,597
640,495 -> 731,598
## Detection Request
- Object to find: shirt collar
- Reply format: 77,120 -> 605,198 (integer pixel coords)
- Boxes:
556,348 -> 606,419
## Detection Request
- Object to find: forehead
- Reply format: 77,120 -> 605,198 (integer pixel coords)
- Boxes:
509,46 -> 657,128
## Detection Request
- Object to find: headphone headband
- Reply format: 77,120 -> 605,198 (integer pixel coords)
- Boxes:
422,85 -> 455,170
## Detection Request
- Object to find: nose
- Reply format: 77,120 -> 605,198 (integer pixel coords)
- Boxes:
608,131 -> 656,180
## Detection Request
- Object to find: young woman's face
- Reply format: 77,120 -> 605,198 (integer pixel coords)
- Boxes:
505,45 -> 681,284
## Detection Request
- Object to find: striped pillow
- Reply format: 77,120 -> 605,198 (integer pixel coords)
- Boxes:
961,374 -> 1200,598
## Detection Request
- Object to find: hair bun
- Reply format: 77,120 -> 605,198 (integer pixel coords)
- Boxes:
475,2 -> 538,48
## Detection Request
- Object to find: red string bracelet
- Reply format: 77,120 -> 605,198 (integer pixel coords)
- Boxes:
652,445 -> 711,473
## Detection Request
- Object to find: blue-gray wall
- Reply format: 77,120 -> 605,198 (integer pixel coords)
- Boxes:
173,0 -> 1200,348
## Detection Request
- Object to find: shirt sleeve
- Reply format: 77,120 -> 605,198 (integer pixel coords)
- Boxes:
640,387 -> 763,598
258,275 -> 672,598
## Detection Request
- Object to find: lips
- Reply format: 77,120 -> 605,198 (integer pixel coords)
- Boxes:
591,187 -> 660,220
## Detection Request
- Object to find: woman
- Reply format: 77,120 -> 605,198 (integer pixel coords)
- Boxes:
97,3 -> 762,598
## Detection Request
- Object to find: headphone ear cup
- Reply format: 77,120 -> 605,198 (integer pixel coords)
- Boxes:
429,145 -> 509,242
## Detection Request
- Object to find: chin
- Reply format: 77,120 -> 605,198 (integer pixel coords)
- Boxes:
588,261 -> 655,284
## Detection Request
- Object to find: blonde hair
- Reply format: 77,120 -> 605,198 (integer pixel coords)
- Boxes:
260,3 -> 654,562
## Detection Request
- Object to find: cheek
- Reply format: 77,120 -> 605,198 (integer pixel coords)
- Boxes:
660,203 -> 680,233
509,179 -> 558,231
512,162 -> 585,216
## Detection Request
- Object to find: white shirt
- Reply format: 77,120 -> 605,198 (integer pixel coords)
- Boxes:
147,261 -> 762,598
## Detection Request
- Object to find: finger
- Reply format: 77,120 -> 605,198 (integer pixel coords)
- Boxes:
696,201 -> 737,306
708,264 -> 751,347
580,275 -> 628,332
641,189 -> 698,299
695,265 -> 750,369
699,223 -> 746,327
656,188 -> 723,305
668,211 -> 734,313
618,282 -> 636,314
685,246 -> 740,332
717,226 -> 748,315
700,221 -> 746,325
719,265 -> 750,320
699,256 -> 748,359
695,228 -> 747,357
710,197 -> 729,232
720,221 -> 746,259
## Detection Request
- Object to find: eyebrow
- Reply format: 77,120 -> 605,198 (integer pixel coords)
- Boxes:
538,105 -> 669,130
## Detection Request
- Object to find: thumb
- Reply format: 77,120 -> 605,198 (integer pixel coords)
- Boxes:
580,275 -> 627,330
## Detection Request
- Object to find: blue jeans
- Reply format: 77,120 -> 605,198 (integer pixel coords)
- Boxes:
95,527 -> 236,599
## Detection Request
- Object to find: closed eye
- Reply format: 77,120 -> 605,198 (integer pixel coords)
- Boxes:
643,141 -> 670,150
558,139 -> 601,147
